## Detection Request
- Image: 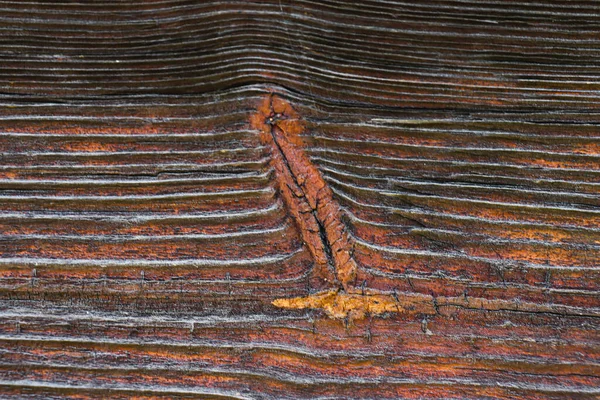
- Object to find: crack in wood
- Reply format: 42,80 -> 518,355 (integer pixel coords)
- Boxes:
251,93 -> 403,320
251,93 -> 358,290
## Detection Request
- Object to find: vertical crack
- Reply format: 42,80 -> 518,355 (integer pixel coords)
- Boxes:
313,208 -> 336,278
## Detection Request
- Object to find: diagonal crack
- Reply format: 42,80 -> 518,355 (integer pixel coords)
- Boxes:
251,93 -> 359,291
249,93 -> 406,320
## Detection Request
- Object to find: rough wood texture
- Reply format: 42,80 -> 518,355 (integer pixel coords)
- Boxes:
1,1 -> 599,398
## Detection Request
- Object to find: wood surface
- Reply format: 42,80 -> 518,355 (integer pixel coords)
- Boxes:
0,0 -> 599,398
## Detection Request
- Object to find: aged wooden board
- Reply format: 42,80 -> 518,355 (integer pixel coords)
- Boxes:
0,0 -> 599,398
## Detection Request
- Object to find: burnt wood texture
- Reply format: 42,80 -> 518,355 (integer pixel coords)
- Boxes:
1,1 -> 600,399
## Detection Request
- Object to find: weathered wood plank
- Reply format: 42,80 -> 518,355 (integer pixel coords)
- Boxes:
0,0 -> 599,398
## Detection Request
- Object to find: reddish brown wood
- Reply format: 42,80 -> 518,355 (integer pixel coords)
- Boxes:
0,1 -> 599,398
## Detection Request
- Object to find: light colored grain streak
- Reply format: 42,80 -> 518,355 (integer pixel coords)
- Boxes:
0,251 -> 302,268
0,225 -> 288,241
0,380 -> 251,400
